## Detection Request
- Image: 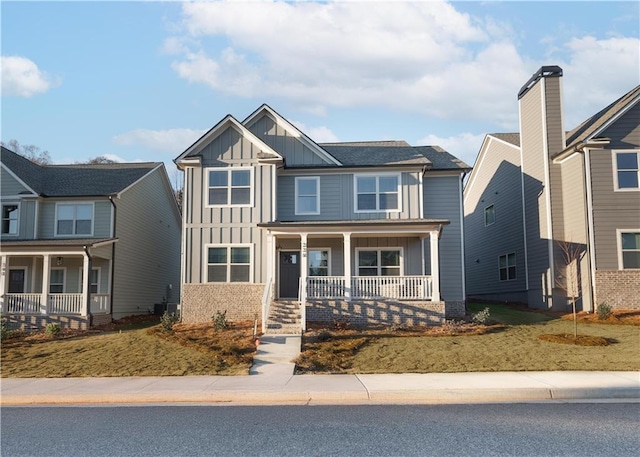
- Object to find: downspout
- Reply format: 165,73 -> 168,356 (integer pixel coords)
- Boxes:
108,195 -> 117,317
82,245 -> 93,321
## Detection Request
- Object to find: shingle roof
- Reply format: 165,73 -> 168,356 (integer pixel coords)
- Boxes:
1,146 -> 160,197
0,238 -> 117,248
490,133 -> 520,147
318,142 -> 471,170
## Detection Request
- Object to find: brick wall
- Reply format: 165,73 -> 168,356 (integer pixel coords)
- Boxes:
91,314 -> 113,327
5,315 -> 91,330
182,283 -> 263,324
445,300 -> 467,319
595,270 -> 640,310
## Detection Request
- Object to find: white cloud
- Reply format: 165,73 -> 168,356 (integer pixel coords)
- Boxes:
1,56 -> 59,97
418,132 -> 486,168
112,128 -> 205,153
101,153 -> 127,163
290,120 -> 339,143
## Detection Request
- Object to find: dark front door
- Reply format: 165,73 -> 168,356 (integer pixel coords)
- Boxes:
8,269 -> 25,293
279,251 -> 301,298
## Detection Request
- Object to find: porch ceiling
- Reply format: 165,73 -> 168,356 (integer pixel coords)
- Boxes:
0,238 -> 117,254
258,219 -> 449,236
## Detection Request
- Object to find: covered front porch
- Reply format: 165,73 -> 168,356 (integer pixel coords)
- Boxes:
0,239 -> 116,326
259,219 -> 448,331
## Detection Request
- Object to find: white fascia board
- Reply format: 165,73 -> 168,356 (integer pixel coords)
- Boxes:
0,162 -> 38,196
242,104 -> 342,166
588,94 -> 640,141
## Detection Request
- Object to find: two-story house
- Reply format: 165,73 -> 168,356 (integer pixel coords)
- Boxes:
464,66 -> 640,312
0,147 -> 182,328
175,105 -> 470,333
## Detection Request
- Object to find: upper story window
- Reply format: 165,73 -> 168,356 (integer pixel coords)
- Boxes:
614,151 -> 640,190
2,204 -> 19,235
56,203 -> 93,236
499,253 -> 516,281
295,177 -> 320,215
354,173 -> 401,212
207,168 -> 253,207
620,232 -> 640,269
484,205 -> 495,226
206,244 -> 252,282
357,249 -> 402,276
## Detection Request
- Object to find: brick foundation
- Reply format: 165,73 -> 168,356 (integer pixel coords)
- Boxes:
5,314 -> 91,330
595,270 -> 640,310
90,314 -> 113,327
181,283 -> 263,324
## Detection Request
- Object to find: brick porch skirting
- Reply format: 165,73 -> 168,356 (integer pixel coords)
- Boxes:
595,270 -> 640,310
4,314 -> 91,330
181,283 -> 263,324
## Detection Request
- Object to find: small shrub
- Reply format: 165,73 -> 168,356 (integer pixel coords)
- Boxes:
597,303 -> 612,320
0,317 -> 7,341
160,311 -> 179,331
212,310 -> 229,331
316,331 -> 331,342
332,319 -> 351,330
45,323 -> 61,337
472,307 -> 491,325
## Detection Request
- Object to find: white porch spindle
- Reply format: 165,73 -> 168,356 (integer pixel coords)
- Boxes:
0,255 -> 6,313
343,232 -> 352,301
41,255 -> 50,314
81,252 -> 90,317
430,231 -> 440,302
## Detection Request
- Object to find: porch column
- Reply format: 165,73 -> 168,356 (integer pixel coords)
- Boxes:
41,255 -> 50,314
81,252 -> 90,317
266,233 -> 274,285
343,232 -> 352,301
300,233 -> 308,304
0,255 -> 6,312
430,231 -> 440,302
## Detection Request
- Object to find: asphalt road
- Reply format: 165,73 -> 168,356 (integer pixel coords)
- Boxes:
2,403 -> 639,456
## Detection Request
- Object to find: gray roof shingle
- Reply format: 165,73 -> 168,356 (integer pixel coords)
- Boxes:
490,133 -> 521,147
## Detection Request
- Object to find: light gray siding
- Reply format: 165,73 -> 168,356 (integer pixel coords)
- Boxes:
1,168 -> 30,195
38,200 -> 112,239
424,174 -> 465,301
464,138 -> 526,301
112,167 -> 182,318
0,198 -> 36,240
353,237 -> 422,276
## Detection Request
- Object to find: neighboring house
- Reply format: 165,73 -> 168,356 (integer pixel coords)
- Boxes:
175,105 -> 470,332
0,147 -> 182,328
464,66 -> 640,311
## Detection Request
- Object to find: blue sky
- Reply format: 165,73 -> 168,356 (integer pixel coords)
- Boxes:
2,1 -> 639,179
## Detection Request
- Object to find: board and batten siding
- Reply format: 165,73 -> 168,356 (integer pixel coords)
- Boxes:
464,137 -> 526,300
38,200 -> 111,239
424,174 -> 465,301
246,113 -> 331,166
1,167 -> 30,195
183,125 -> 275,285
589,104 -> 640,270
277,172 -> 421,221
111,167 -> 181,318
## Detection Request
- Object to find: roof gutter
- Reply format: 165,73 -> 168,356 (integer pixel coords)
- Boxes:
552,137 -> 611,163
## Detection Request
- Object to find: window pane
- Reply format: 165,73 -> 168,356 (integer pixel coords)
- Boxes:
508,266 -> 517,280
381,267 -> 400,276
622,233 -> 640,250
358,267 -> 378,276
58,205 -> 74,220
76,205 -> 92,220
381,250 -> 400,267
90,284 -> 98,294
3,205 -> 18,219
57,220 -> 73,235
379,176 -> 397,192
617,153 -> 638,170
208,265 -> 227,282
485,206 -> 495,225
230,188 -> 250,204
499,255 -> 507,268
232,170 -> 250,186
230,247 -> 250,264
5,220 -> 17,234
50,270 -> 64,283
357,177 -> 376,193
208,247 -> 227,264
298,196 -> 317,213
499,269 -> 507,281
618,171 -> 639,189
357,194 -> 376,210
622,252 -> 640,269
230,265 -> 250,282
209,171 -> 227,187
91,269 -> 99,283
309,267 -> 328,276
508,253 -> 516,266
297,179 -> 317,195
76,220 -> 92,235
49,284 -> 64,294
209,188 -> 228,205
308,251 -> 328,268
358,251 -> 378,267
379,193 -> 398,210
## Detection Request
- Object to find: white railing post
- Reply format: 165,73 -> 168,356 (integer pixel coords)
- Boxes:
0,255 -> 6,313
430,231 -> 440,302
343,232 -> 352,301
41,255 -> 50,314
300,233 -> 308,332
81,253 -> 90,317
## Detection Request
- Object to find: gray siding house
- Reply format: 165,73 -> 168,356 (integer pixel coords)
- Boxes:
0,147 -> 182,328
176,105 -> 470,332
464,66 -> 640,311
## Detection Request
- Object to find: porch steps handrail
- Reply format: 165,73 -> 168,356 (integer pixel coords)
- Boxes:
261,277 -> 273,333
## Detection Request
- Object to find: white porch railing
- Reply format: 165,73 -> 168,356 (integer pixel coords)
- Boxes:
261,278 -> 273,333
307,275 -> 432,300
47,294 -> 84,314
90,294 -> 110,314
3,294 -> 42,314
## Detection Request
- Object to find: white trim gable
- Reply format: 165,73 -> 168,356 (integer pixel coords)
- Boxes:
0,162 -> 38,196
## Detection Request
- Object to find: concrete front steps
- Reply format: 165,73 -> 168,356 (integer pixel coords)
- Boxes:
264,300 -> 302,335
250,335 -> 301,375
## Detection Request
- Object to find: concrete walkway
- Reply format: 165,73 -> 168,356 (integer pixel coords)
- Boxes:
1,372 -> 638,406
249,335 -> 301,376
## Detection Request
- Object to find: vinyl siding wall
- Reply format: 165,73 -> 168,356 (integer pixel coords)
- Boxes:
38,200 -> 112,239
1,168 -> 30,195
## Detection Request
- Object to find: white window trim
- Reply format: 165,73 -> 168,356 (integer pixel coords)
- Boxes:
203,243 -> 254,283
617,229 -> 640,270
307,247 -> 332,276
484,204 -> 495,227
295,176 -> 320,215
205,167 -> 254,208
79,267 -> 101,293
353,173 -> 402,213
355,247 -> 404,276
54,202 -> 95,237
49,267 -> 67,293
1,201 -> 20,236
499,253 -> 516,281
612,150 -> 640,192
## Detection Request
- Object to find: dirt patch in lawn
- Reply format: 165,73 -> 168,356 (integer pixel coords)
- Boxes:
538,334 -> 611,346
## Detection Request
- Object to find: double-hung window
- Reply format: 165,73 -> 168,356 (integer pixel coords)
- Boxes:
80,268 -> 100,293
207,168 -> 252,206
295,177 -> 320,215
308,249 -> 330,276
50,268 -> 65,293
484,205 -> 495,226
357,249 -> 401,276
206,245 -> 252,282
499,253 -> 516,281
355,174 -> 400,212
2,204 -> 19,235
614,151 -> 640,190
620,232 -> 640,269
56,203 -> 93,236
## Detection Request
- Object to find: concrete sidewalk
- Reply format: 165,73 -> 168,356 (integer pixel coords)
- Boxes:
1,371 -> 638,406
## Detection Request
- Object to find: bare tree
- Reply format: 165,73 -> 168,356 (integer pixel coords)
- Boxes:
171,169 -> 184,212
555,240 -> 585,338
1,139 -> 51,165
83,156 -> 118,164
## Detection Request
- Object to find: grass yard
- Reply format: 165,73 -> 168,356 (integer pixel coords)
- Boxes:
295,303 -> 640,374
1,318 -> 257,378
